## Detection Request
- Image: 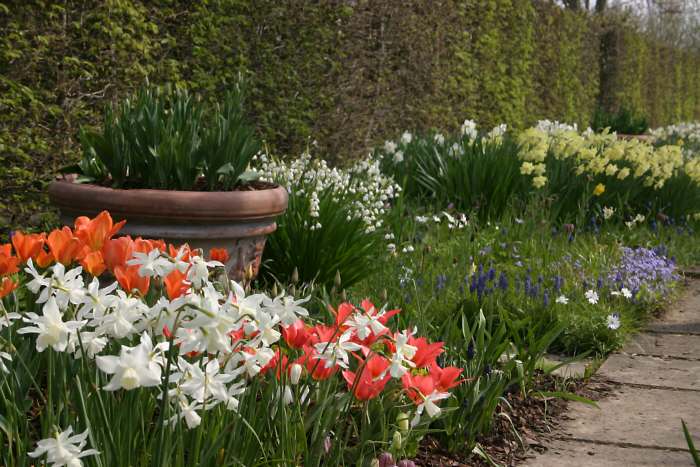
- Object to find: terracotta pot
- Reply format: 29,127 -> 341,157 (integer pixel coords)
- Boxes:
48,176 -> 288,280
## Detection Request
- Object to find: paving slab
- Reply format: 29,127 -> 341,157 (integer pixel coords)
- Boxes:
524,439 -> 694,466
553,385 -> 700,450
542,354 -> 592,379
646,280 -> 700,335
597,353 -> 700,390
623,333 -> 700,360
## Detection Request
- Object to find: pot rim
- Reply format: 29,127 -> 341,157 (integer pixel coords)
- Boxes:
48,176 -> 289,222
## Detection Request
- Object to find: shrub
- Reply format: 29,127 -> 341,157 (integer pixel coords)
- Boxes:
254,153 -> 400,289
592,106 -> 649,135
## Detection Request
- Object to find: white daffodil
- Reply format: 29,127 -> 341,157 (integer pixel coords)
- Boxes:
263,294 -> 310,326
30,263 -> 85,309
314,332 -> 363,369
173,358 -> 234,404
345,311 -> 386,341
387,330 -> 418,378
24,258 -> 50,295
77,277 -> 118,321
0,311 -> 20,330
230,281 -> 266,318
18,297 -> 86,352
187,256 -> 223,289
126,249 -> 167,278
0,350 -> 11,374
69,331 -> 108,360
28,426 -> 99,467
95,291 -> 146,339
585,289 -> 599,305
621,287 -> 632,299
96,332 -> 164,391
411,390 -> 451,427
228,347 -> 275,378
253,310 -> 281,346
555,295 -> 569,305
168,395 -> 203,430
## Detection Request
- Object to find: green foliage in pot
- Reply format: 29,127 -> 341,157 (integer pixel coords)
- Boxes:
77,82 -> 260,190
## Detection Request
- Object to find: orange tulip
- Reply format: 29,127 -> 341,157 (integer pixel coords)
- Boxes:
134,237 -> 165,254
11,231 -> 46,263
81,250 -> 106,277
0,277 -> 18,299
74,211 -> 126,252
169,243 -> 192,262
209,248 -> 230,263
102,237 -> 135,272
36,250 -> 55,268
164,268 -> 190,300
47,227 -> 84,265
0,244 -> 19,276
114,265 -> 150,295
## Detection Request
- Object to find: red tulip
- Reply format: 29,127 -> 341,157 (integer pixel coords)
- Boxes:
282,320 -> 310,348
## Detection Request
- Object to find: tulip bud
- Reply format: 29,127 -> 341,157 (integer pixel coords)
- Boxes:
334,270 -> 342,289
378,452 -> 395,467
340,289 -> 347,301
397,412 -> 409,433
291,267 -> 299,284
323,435 -> 332,454
397,460 -> 415,467
370,460 -> 380,467
290,363 -> 302,385
271,282 -> 279,297
244,263 -> 255,281
380,288 -> 388,303
391,430 -> 402,450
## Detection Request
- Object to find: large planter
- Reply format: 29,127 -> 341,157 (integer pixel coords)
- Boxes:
48,176 -> 288,281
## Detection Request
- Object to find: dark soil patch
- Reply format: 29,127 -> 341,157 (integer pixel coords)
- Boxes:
412,373 -> 618,466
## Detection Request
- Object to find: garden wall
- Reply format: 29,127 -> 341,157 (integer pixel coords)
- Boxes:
1,0 -> 699,232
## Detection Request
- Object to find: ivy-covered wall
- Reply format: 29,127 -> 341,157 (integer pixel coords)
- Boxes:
1,1 -> 699,232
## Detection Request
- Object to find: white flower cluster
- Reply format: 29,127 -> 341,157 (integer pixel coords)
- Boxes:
461,119 -> 478,139
11,251 -> 311,431
650,122 -> 700,146
534,119 -> 580,135
254,152 -> 401,234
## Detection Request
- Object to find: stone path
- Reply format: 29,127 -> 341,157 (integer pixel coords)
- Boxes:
523,277 -> 700,467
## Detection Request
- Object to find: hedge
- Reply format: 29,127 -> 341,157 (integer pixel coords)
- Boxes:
1,0 -> 699,234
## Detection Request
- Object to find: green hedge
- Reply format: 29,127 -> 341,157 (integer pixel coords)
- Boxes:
2,1 -> 699,234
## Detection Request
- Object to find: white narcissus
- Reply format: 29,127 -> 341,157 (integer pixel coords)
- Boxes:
28,426 -> 99,467
96,332 -> 166,391
411,390 -> 452,427
263,293 -> 310,326
172,358 -> 234,404
77,277 -> 118,321
314,331 -> 363,369
0,350 -> 11,374
388,330 -> 418,378
17,297 -> 86,352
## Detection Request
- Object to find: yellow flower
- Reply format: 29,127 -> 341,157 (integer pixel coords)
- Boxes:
520,162 -> 535,175
532,176 -> 548,189
617,167 -> 630,180
593,183 -> 605,196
